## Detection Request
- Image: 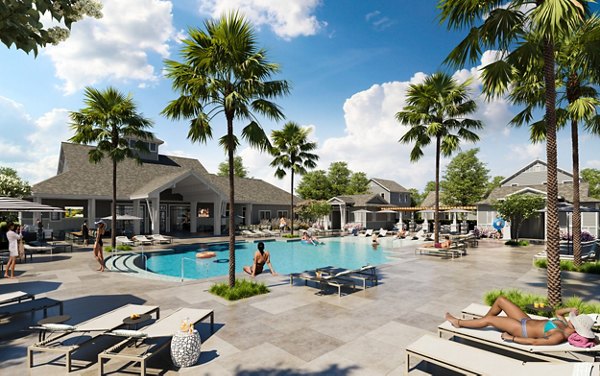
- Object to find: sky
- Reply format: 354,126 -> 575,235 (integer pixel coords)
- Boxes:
1,0 -> 599,194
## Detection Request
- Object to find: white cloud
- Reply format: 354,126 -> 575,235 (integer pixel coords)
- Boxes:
198,0 -> 325,39
587,160 -> 600,168
364,10 -> 395,31
43,0 -> 177,94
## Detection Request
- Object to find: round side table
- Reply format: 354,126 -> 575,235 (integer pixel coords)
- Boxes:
170,329 -> 201,368
37,314 -> 71,341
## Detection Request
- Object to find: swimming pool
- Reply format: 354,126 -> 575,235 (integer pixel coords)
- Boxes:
145,237 -> 394,280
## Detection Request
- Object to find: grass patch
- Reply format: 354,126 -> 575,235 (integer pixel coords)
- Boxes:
504,240 -> 529,246
105,245 -> 133,252
534,259 -> 600,274
282,234 -> 300,239
209,279 -> 269,301
484,289 -> 600,317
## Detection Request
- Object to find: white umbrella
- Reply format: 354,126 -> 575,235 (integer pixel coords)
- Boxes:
417,209 -> 435,231
445,209 -> 473,225
0,197 -> 64,212
102,214 -> 142,221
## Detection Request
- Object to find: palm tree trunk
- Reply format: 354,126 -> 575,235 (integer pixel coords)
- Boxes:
112,159 -> 117,249
290,170 -> 294,236
227,117 -> 236,288
571,118 -> 582,267
543,37 -> 562,307
434,135 -> 441,244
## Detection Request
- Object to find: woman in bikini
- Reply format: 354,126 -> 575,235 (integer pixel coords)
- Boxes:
94,220 -> 106,272
243,242 -> 277,277
445,296 -> 596,345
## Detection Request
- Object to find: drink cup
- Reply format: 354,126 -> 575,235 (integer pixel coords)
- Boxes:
534,302 -> 540,308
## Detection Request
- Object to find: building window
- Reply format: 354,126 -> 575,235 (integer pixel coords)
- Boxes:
380,193 -> 385,198
50,211 -> 61,221
277,210 -> 288,218
259,210 -> 271,220
149,143 -> 156,152
511,183 -> 518,187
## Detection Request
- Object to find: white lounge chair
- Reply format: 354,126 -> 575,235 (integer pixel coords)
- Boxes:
290,269 -> 357,297
262,229 -> 280,237
378,228 -> 388,237
241,230 -> 260,238
251,229 -> 268,237
362,229 -> 373,237
116,236 -> 135,246
132,235 -> 154,245
0,291 -> 34,305
28,304 -> 159,372
99,307 -> 214,376
406,334 -> 600,375
149,234 -> 172,244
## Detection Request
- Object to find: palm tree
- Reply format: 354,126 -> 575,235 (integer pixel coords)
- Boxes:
396,72 -> 481,244
438,0 -> 590,306
161,13 -> 290,288
270,122 -> 319,236
511,16 -> 600,267
70,86 -> 154,249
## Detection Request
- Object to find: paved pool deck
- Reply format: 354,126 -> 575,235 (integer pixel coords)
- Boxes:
0,236 -> 599,375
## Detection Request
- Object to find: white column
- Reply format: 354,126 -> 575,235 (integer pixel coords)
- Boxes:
88,198 -> 96,223
213,198 -> 222,235
246,204 -> 253,226
33,197 -> 42,223
146,197 -> 160,234
190,200 -> 198,233
133,200 -> 140,234
340,204 -> 347,229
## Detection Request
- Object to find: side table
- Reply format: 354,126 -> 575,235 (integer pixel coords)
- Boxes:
122,313 -> 152,330
171,329 -> 201,368
525,304 -> 553,316
37,314 -> 71,341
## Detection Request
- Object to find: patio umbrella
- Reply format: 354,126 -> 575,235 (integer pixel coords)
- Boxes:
377,209 -> 397,228
417,209 -> 435,231
0,196 -> 64,212
352,209 -> 373,227
102,214 -> 142,221
445,209 -> 473,226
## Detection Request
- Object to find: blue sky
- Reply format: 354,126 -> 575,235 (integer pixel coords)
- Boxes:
1,0 -> 599,193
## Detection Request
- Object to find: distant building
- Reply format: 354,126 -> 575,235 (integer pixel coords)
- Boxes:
31,141 -> 296,235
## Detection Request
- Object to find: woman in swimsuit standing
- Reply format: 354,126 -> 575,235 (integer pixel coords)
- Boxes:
94,220 -> 106,272
243,242 -> 277,277
445,296 -> 597,345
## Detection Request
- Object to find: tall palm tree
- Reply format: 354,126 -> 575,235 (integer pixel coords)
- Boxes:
511,16 -> 600,267
270,122 -> 319,236
70,86 -> 154,249
438,0 -> 590,306
396,72 -> 481,244
161,12 -> 289,288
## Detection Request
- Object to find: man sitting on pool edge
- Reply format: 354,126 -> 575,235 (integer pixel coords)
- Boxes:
243,242 -> 278,277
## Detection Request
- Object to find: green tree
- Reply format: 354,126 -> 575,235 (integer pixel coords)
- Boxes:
408,188 -> 422,206
328,162 -> 352,197
270,122 -> 319,236
396,72 -> 481,243
296,170 -> 331,200
0,167 -> 31,198
295,200 -> 330,224
438,0 -> 591,306
347,172 -> 370,195
217,156 -> 248,178
582,168 -> 600,199
441,148 -> 490,206
161,13 -> 290,288
70,87 -> 154,248
486,176 -> 505,198
1,0 -> 102,55
494,194 -> 546,242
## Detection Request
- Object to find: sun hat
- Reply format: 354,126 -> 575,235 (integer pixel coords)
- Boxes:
94,219 -> 105,225
571,313 -> 596,339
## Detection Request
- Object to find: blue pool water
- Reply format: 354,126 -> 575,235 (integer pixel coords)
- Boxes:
146,237 -> 391,280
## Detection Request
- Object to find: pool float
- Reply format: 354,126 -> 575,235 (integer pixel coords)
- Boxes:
196,251 -> 216,259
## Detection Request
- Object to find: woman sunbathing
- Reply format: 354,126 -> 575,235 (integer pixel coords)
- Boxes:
445,296 -> 597,345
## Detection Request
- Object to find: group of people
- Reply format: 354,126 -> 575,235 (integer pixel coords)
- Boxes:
301,230 -> 320,245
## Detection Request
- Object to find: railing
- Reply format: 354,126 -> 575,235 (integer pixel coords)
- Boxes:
180,257 -> 197,282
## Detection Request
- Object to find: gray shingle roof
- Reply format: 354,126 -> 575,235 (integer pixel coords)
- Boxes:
500,159 -> 573,185
370,178 -> 408,193
478,182 -> 599,205
421,191 -> 436,208
33,142 -> 295,205
330,194 -> 391,207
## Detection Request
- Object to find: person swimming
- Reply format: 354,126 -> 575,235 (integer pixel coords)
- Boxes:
243,242 -> 277,276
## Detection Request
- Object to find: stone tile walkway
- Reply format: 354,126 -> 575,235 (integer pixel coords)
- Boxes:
1,236 -> 598,375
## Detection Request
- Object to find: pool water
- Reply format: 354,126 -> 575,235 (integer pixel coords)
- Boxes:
146,237 -> 392,280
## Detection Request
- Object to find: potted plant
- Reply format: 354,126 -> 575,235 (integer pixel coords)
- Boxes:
559,231 -> 597,256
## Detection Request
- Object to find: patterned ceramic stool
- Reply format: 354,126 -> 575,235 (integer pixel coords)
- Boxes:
170,329 -> 201,367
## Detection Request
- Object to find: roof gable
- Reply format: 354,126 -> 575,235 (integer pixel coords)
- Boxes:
501,160 -> 573,186
370,178 -> 408,193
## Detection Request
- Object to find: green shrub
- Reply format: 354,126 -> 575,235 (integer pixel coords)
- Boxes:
484,289 -> 600,317
209,279 -> 269,301
282,234 -> 299,239
504,240 -> 529,246
105,244 -> 133,252
534,259 -> 600,274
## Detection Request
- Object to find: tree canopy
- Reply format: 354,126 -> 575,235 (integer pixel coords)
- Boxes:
1,0 -> 102,55
295,200 -> 330,223
441,148 -> 490,206
494,194 -> 546,241
582,168 -> 600,199
0,167 -> 31,198
296,162 -> 369,200
217,156 -> 248,178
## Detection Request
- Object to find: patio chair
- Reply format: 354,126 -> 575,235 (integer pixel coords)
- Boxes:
406,334 -> 600,376
98,307 -> 214,376
290,269 -> 356,297
362,229 -> 373,237
377,228 -> 388,237
251,229 -> 268,237
0,297 -> 62,320
116,236 -> 135,246
316,265 -> 378,290
149,234 -> 172,244
438,318 -> 600,363
0,291 -> 35,305
27,303 -> 159,372
132,235 -> 154,246
262,229 -> 280,237
241,230 -> 260,238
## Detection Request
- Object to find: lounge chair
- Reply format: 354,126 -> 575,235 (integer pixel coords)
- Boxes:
0,297 -> 62,320
241,230 -> 260,238
290,269 -> 356,297
251,229 -> 268,237
406,334 -> 600,375
377,228 -> 388,237
28,304 -> 159,372
0,291 -> 35,305
116,236 -> 135,246
415,242 -> 466,259
262,229 -> 280,237
438,318 -> 600,363
316,265 -> 378,290
132,235 -> 154,245
362,229 -> 373,237
99,307 -> 214,376
149,234 -> 172,244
